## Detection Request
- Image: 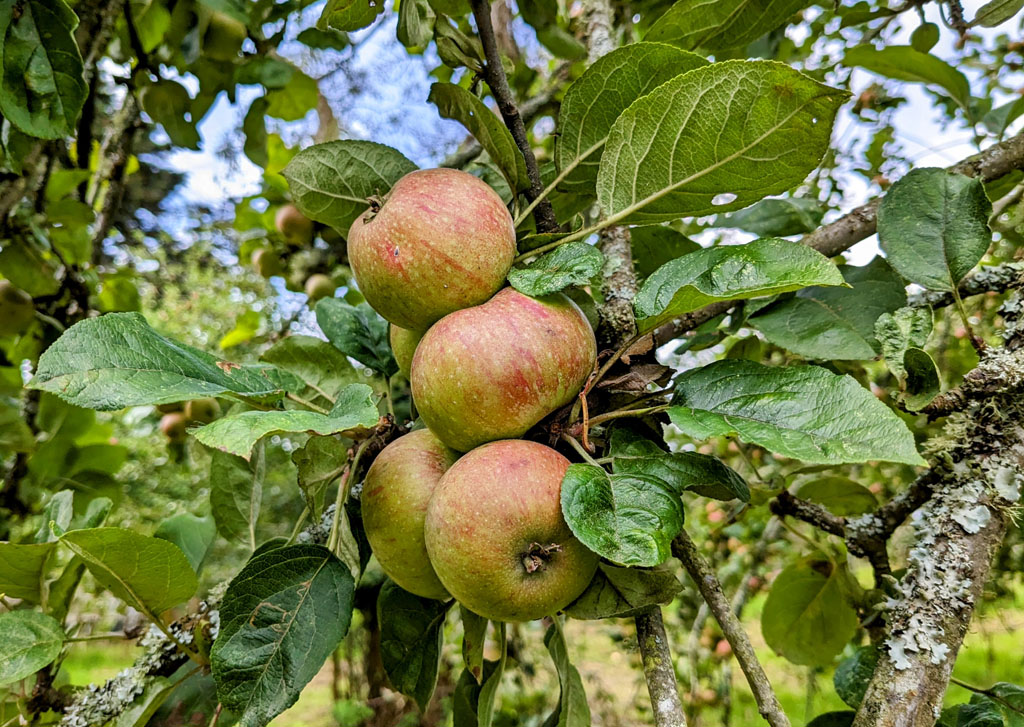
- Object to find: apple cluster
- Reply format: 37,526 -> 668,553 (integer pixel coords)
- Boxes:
353,169 -> 599,622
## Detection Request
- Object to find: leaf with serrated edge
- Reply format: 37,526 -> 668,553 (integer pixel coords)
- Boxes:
555,42 -> 707,192
972,0 -> 1024,26
0,611 -> 64,685
377,579 -> 448,710
28,313 -> 289,410
596,60 -> 846,225
211,544 -> 353,727
668,360 -> 925,465
561,464 -> 684,567
634,238 -> 845,332
282,140 -> 417,235
59,528 -> 198,616
565,562 -> 682,620
875,306 -> 933,379
193,383 -> 378,459
647,0 -> 814,51
0,542 -> 55,603
507,243 -> 604,297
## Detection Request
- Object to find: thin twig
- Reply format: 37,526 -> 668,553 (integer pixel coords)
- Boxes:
672,530 -> 791,727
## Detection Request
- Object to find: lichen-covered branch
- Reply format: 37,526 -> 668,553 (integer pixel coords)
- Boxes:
468,0 -> 558,233
672,530 -> 791,727
908,262 -> 1024,309
598,225 -> 639,349
636,607 -> 687,727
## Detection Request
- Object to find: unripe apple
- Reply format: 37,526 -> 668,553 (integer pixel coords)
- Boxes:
0,280 -> 34,337
389,324 -> 422,378
424,440 -> 598,622
276,204 -> 314,245
159,412 -> 189,442
251,248 -> 283,278
361,429 -> 458,600
184,398 -> 221,424
304,274 -> 335,302
347,168 -> 516,330
411,288 -> 596,452
155,402 -> 183,414
203,11 -> 247,62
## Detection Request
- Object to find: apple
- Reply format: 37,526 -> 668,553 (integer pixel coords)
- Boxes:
361,429 -> 458,600
389,324 -> 422,378
0,280 -> 34,337
159,412 -> 189,442
411,288 -> 596,452
347,168 -> 516,330
424,439 -> 598,622
185,398 -> 221,424
304,274 -> 335,302
251,248 -> 282,278
276,204 -> 314,245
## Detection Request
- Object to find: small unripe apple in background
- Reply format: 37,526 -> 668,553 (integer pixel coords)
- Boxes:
361,429 -> 458,600
159,412 -> 189,442
304,273 -> 335,302
155,402 -> 183,414
184,398 -> 221,424
412,288 -> 596,452
389,324 -> 423,378
203,11 -> 247,62
0,280 -> 34,337
347,168 -> 516,330
424,439 -> 598,621
276,204 -> 314,245
251,248 -> 283,278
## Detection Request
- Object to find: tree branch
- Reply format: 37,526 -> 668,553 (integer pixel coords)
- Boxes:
468,0 -> 559,233
598,225 -> 639,348
908,262 -> 1024,310
636,607 -> 687,727
672,530 -> 791,727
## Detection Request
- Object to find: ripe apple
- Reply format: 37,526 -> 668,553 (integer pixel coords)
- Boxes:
424,440 -> 598,622
361,429 -> 458,600
276,204 -> 314,245
347,168 -> 516,330
0,280 -> 34,337
251,248 -> 282,278
389,324 -> 422,378
184,398 -> 221,424
159,412 -> 189,442
304,274 -> 335,302
411,288 -> 596,452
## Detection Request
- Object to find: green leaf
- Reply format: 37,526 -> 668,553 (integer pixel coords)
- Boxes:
751,257 -> 908,361
397,0 -> 434,47
0,403 -> 34,452
877,168 -> 992,292
0,542 -> 54,603
834,645 -> 879,709
140,80 -> 201,149
633,237 -> 845,332
29,313 -> 291,410
902,348 -> 941,411
261,335 -> 361,403
565,562 -> 682,620
154,514 -> 217,574
282,140 -> 417,235
876,306 -> 933,379
59,527 -> 198,615
0,0 -> 86,140
983,96 -> 1024,137
428,82 -> 529,193
433,15 -> 484,71
843,45 -> 972,114
315,299 -> 397,376
35,490 -> 73,543
561,463 -> 684,567
542,622 -> 590,727
609,429 -> 750,502
535,26 -> 587,61
761,559 -> 859,667
796,477 -> 877,516
508,243 -> 604,297
475,622 -> 506,727
647,0 -> 813,51
377,579 -> 448,711
971,0 -> 1024,26
460,605 -> 487,683
714,197 -> 825,237
296,27 -> 350,50
668,359 -> 925,465
292,435 -> 348,519
319,0 -> 384,31
212,544 -> 354,727
555,42 -> 707,193
265,70 -> 318,122
0,611 -> 64,685
193,384 -> 377,459
209,447 -> 264,545
219,310 -> 261,350
630,226 -> 700,281
597,61 -> 845,225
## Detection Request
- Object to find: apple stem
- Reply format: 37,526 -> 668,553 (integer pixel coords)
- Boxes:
522,542 -> 562,573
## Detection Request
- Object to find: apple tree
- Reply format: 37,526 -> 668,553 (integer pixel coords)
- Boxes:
2,1 -> 1024,726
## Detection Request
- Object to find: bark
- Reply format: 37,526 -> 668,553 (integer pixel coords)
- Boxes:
636,607 -> 687,727
598,225 -> 639,349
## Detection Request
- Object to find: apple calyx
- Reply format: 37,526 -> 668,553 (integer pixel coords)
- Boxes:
521,542 -> 563,574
